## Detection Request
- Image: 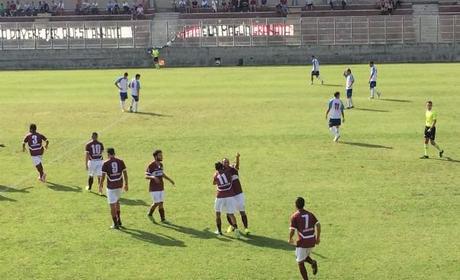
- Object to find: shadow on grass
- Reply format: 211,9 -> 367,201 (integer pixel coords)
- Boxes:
0,144 -> 5,147
427,157 -> 460,163
0,195 -> 16,202
353,107 -> 389,113
134,111 -> 173,117
120,198 -> 149,206
47,182 -> 82,192
320,83 -> 341,87
380,98 -> 412,103
157,220 -> 231,242
239,234 -> 328,259
340,141 -> 393,149
0,185 -> 32,193
121,227 -> 186,247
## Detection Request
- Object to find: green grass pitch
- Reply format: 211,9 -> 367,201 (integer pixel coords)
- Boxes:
0,64 -> 459,280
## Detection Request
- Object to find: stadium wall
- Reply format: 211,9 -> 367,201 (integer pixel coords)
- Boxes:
0,44 -> 458,70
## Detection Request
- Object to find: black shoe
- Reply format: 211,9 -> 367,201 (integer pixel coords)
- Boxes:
311,260 -> 318,275
439,150 -> 444,158
420,155 -> 429,159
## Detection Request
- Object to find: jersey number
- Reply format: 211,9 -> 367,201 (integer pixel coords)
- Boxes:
217,174 -> 229,185
31,135 -> 38,145
334,103 -> 340,111
91,144 -> 101,155
111,162 -> 118,173
302,214 -> 309,231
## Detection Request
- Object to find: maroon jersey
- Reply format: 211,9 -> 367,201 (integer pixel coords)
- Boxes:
85,140 -> 104,160
227,167 -> 243,195
146,161 -> 164,192
101,158 -> 126,189
290,209 -> 319,248
23,132 -> 47,156
213,170 -> 234,198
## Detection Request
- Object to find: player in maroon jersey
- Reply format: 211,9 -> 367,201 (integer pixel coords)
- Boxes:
222,153 -> 250,235
213,161 -> 240,237
22,124 -> 49,182
146,149 -> 175,223
99,148 -> 128,229
289,197 -> 321,280
85,132 -> 104,192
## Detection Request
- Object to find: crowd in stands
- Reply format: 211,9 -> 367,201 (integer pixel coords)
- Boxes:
0,0 -> 147,17
176,0 -> 269,13
0,0 -> 64,16
378,0 -> 401,14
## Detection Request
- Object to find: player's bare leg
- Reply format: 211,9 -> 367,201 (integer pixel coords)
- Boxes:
305,256 -> 318,275
87,176 -> 94,191
240,211 -> 250,235
148,202 -> 159,217
110,203 -> 119,229
36,163 -> 46,182
158,202 -> 167,223
226,214 -> 236,233
116,201 -> 122,227
215,212 -> 223,235
430,139 -> 444,158
228,214 -> 240,238
298,261 -> 309,280
310,74 -> 314,85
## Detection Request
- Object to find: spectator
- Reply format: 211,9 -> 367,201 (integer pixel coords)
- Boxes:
107,0 -> 114,13
240,0 -> 249,11
57,0 -> 63,15
291,0 -> 298,6
10,0 -> 17,16
201,0 -> 209,8
249,0 -> 256,11
191,0 -> 198,9
261,0 -> 267,8
341,0 -> 346,9
305,0 -> 313,10
231,0 -> 238,11
211,0 -> 217,11
221,0 -> 228,12
114,0 -> 120,13
328,0 -> 333,10
91,1 -> 98,14
122,0 -> 130,13
178,0 -> 186,11
0,3 -> 4,16
280,0 -> 288,14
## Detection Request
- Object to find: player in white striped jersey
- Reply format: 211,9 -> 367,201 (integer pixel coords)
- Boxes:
114,72 -> 129,112
343,68 -> 355,109
129,74 -> 141,113
369,61 -> 381,99
325,92 -> 345,142
310,56 -> 324,85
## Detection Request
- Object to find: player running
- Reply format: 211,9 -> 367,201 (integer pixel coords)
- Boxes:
325,92 -> 345,142
343,68 -> 355,109
22,124 -> 49,182
146,149 -> 176,223
85,132 -> 104,192
310,55 -> 324,85
223,153 -> 250,235
128,74 -> 141,113
114,72 -> 129,112
289,197 -> 321,280
369,61 -> 381,99
421,101 -> 444,159
213,161 -> 240,238
99,148 -> 128,229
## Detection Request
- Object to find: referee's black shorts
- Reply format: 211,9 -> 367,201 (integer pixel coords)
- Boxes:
424,126 -> 436,140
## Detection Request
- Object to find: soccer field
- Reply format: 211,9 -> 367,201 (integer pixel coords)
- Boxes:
1,64 -> 459,280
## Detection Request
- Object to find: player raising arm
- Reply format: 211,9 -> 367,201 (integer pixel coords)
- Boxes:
325,91 -> 345,142
289,197 -> 321,280
99,148 -> 128,229
213,161 -> 240,238
223,153 -> 250,235
22,124 -> 49,182
146,149 -> 175,223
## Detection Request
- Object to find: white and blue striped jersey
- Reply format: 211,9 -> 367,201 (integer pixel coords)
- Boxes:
328,98 -> 344,119
129,78 -> 141,96
115,76 -> 128,93
370,65 -> 378,82
312,58 -> 320,72
346,74 -> 354,90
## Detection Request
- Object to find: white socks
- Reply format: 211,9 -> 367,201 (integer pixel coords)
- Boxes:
120,101 -> 125,110
370,88 -> 375,98
347,98 -> 353,108
330,127 -> 339,137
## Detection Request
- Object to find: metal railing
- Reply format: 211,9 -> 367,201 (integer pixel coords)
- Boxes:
0,15 -> 459,50
165,15 -> 460,47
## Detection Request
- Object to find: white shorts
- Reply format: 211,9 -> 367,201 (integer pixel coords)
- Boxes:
295,247 -> 313,263
107,188 -> 122,204
214,197 -> 236,214
88,159 -> 103,177
31,155 -> 42,166
150,191 -> 165,203
233,193 -> 246,212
